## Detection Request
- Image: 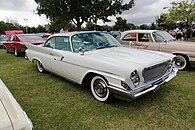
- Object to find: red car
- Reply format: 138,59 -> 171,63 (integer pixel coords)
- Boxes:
3,30 -> 45,56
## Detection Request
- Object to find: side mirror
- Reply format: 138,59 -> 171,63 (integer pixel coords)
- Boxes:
79,47 -> 85,55
129,41 -> 134,46
45,43 -> 53,48
164,39 -> 167,44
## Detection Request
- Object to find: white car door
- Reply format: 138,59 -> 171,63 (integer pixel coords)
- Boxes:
49,37 -> 78,81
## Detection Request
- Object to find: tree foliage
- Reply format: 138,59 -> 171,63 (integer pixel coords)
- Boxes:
113,17 -> 135,31
163,0 -> 195,26
0,21 -> 47,34
0,21 -> 23,34
34,0 -> 134,29
155,13 -> 175,30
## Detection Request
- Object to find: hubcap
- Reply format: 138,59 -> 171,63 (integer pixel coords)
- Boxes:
37,61 -> 43,72
175,59 -> 184,66
94,79 -> 107,98
173,56 -> 186,70
14,50 -> 17,56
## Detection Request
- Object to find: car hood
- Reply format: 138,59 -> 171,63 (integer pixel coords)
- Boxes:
0,100 -> 13,130
0,79 -> 33,130
21,39 -> 45,44
166,41 -> 195,52
170,41 -> 195,46
5,30 -> 24,40
85,47 -> 173,69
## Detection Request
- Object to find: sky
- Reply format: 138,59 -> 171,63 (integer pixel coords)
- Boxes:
0,0 -> 184,27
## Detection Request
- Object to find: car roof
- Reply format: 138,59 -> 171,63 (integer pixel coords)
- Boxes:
120,30 -> 159,39
49,31 -> 101,38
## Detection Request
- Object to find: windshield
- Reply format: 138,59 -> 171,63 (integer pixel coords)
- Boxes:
153,31 -> 175,42
18,35 -> 42,40
71,32 -> 122,52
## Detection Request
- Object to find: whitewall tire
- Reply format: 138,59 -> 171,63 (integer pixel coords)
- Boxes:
36,60 -> 44,73
90,76 -> 111,102
14,48 -> 18,56
173,55 -> 188,70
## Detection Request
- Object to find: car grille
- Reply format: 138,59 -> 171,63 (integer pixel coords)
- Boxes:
142,60 -> 171,82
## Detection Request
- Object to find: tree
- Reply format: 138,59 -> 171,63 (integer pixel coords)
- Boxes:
155,13 -> 175,30
163,0 -> 195,26
139,24 -> 150,30
35,0 -> 134,29
113,17 -> 128,31
0,21 -> 23,34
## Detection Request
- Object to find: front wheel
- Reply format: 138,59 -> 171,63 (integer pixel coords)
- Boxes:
173,55 -> 189,70
36,60 -> 44,73
90,76 -> 112,102
13,48 -> 18,56
24,53 -> 28,60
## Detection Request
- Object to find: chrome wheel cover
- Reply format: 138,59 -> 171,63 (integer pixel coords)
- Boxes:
90,76 -> 110,102
173,55 -> 187,70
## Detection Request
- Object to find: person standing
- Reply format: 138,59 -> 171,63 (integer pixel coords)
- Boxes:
186,25 -> 192,40
60,26 -> 68,33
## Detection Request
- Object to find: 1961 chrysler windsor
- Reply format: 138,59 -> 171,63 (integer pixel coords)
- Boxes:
118,30 -> 195,70
0,79 -> 33,130
25,31 -> 177,102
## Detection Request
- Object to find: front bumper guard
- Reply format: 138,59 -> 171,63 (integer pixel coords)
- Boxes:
109,68 -> 178,100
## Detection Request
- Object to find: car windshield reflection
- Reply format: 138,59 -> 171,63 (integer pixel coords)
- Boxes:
71,32 -> 122,52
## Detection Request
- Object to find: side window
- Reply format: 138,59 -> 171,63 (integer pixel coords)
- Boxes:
44,37 -> 71,51
123,33 -> 136,41
153,33 -> 163,43
55,37 -> 71,51
138,33 -> 150,42
72,35 -> 84,52
44,37 -> 55,48
10,36 -> 16,41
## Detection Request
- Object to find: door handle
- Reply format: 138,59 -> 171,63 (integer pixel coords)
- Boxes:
49,52 -> 54,56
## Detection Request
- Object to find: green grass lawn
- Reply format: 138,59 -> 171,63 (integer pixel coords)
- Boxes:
0,52 -> 195,130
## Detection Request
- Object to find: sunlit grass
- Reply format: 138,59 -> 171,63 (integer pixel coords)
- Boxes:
0,52 -> 194,130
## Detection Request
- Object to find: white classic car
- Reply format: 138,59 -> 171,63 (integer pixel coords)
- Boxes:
0,79 -> 33,130
25,31 -> 177,102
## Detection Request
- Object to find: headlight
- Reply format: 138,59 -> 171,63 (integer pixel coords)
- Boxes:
130,70 -> 140,87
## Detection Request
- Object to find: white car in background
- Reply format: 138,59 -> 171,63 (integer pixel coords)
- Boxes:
25,31 -> 177,102
0,79 -> 33,130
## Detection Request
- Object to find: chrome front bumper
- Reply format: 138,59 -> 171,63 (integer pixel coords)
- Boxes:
109,68 -> 178,100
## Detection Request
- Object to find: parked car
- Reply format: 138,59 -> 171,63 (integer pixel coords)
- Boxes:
0,35 -> 8,47
168,30 -> 176,37
25,31 -> 177,102
118,30 -> 195,70
0,79 -> 33,130
36,32 -> 51,39
3,30 -> 45,56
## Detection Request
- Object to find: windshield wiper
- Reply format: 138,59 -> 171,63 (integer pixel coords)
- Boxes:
96,46 -> 108,50
96,45 -> 117,50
